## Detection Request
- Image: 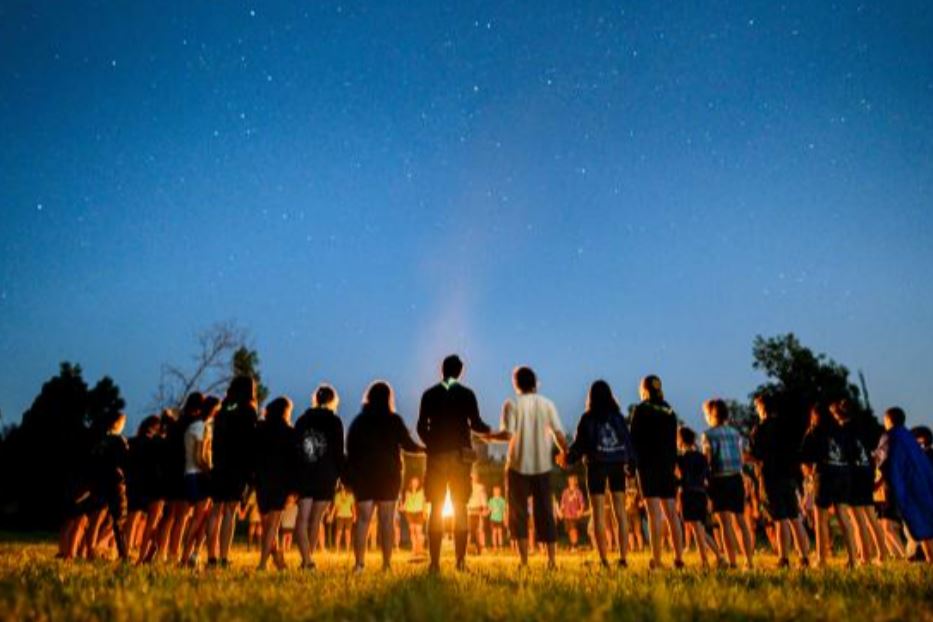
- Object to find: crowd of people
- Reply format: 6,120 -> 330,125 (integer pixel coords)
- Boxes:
56,355 -> 933,573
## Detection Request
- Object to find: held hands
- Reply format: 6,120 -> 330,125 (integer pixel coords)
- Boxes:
555,451 -> 568,469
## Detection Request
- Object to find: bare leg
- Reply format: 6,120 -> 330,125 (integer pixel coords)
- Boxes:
258,511 -> 283,570
644,498 -> 664,566
610,492 -> 628,563
295,498 -> 314,567
354,501 -> 375,571
734,513 -> 755,568
307,501 -> 330,561
591,495 -> 608,563
718,512 -> 739,566
835,504 -> 858,566
378,501 -> 396,570
791,517 -> 811,563
659,498 -> 684,564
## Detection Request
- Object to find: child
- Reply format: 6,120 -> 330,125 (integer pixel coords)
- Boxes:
466,471 -> 489,554
702,399 -> 754,569
800,404 -> 858,568
677,427 -> 722,568
624,477 -> 644,553
875,407 -> 933,563
281,497 -> 298,552
558,475 -> 586,553
488,486 -> 506,551
748,395 -> 810,568
331,484 -> 356,553
242,492 -> 261,552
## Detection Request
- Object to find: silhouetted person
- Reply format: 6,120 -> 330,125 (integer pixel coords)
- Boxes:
293,384 -> 345,570
255,396 -> 299,570
207,376 -> 259,567
345,381 -> 425,573
417,355 -> 501,572
630,375 -> 685,569
84,411 -> 130,561
126,415 -> 165,565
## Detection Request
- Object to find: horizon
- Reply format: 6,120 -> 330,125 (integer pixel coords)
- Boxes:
2,2 -> 932,433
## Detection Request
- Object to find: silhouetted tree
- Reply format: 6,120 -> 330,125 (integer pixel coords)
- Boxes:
751,333 -> 865,439
0,363 -> 124,530
231,346 -> 270,406
153,321 -> 248,410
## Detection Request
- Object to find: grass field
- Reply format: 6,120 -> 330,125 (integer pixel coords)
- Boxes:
1,541 -> 932,621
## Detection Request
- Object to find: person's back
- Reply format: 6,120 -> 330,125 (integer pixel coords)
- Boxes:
256,418 -> 296,493
418,382 -> 487,454
630,399 -> 678,473
678,449 -> 708,493
703,424 -> 744,477
294,406 -> 344,487
504,393 -> 563,475
213,402 -> 257,476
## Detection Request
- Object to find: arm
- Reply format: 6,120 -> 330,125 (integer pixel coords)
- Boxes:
496,400 -> 515,442
416,391 -> 431,446
396,416 -> 426,454
564,415 -> 588,466
548,403 -> 569,454
466,390 -> 492,436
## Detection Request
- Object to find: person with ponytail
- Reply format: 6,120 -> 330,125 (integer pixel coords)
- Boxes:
629,375 -> 685,569
206,376 -> 259,567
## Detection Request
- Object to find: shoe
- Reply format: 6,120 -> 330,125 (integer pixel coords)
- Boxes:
648,559 -> 665,570
799,557 -> 810,569
206,558 -> 219,568
777,557 -> 790,569
715,558 -> 729,570
617,558 -> 628,569
673,559 -> 685,570
352,564 -> 365,575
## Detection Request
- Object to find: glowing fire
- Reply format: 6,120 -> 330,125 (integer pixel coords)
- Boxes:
441,487 -> 453,518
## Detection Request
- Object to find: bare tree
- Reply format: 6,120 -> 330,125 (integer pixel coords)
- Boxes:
153,321 -> 249,411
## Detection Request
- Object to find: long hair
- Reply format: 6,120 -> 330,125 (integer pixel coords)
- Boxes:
201,395 -> 222,421
137,415 -> 161,437
264,396 -> 292,425
225,375 -> 257,411
363,381 -> 395,413
640,375 -> 664,402
586,380 -> 620,414
179,392 -> 205,428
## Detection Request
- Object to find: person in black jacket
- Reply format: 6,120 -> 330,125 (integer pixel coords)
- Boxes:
629,375 -> 685,569
255,396 -> 299,571
206,376 -> 259,567
126,415 -> 164,564
416,355 -> 502,572
346,381 -> 425,573
83,411 -> 131,561
748,394 -> 811,568
293,383 -> 345,570
559,380 -> 635,568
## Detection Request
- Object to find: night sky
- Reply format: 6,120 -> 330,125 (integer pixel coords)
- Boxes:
2,1 -> 932,433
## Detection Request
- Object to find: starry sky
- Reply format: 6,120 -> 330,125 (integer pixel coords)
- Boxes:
2,1 -> 932,434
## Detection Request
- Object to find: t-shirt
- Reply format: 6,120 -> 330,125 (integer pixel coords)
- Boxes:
702,425 -> 745,477
334,491 -> 355,518
488,496 -> 506,523
800,423 -> 848,474
501,393 -> 565,475
467,483 -> 488,513
749,417 -> 801,481
184,420 -> 209,474
404,489 -> 425,513
677,449 -> 708,493
212,402 -> 258,476
560,487 -> 585,518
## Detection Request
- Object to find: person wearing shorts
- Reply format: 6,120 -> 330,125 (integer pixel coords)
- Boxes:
403,477 -> 427,556
702,399 -> 754,569
331,486 -> 355,553
488,486 -> 507,551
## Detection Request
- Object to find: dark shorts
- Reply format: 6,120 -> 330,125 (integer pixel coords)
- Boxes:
762,477 -> 800,521
709,474 -> 745,514
877,500 -> 901,522
586,462 -> 626,496
563,517 -> 582,533
637,466 -> 677,499
335,517 -> 353,531
680,489 -> 708,523
351,473 -> 401,503
848,467 -> 875,507
507,469 -> 557,543
424,451 -> 471,505
815,468 -> 851,509
257,487 -> 289,514
128,489 -> 154,513
296,477 -> 338,502
406,511 -> 425,526
211,470 -> 251,503
184,473 -> 211,503
469,513 -> 484,532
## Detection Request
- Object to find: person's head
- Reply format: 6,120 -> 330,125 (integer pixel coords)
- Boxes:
265,396 -> 293,425
363,381 -> 395,413
181,392 -> 205,424
753,394 -> 773,422
639,375 -> 664,402
830,399 -> 854,425
492,485 -> 502,497
678,426 -> 697,451
586,379 -> 620,414
471,470 -> 481,483
226,375 -> 257,410
884,407 -> 906,431
442,355 -> 464,381
567,475 -> 578,489
313,384 -> 339,412
137,415 -> 161,438
102,410 -> 127,435
409,476 -> 421,491
159,409 -> 176,435
201,395 -> 222,422
809,403 -> 831,430
513,366 -> 537,394
912,426 -> 933,450
703,399 -> 729,427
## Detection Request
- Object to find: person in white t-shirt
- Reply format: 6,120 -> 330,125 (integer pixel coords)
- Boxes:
498,366 -> 569,569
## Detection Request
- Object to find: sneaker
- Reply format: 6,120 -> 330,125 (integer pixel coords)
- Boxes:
617,558 -> 628,569
799,557 -> 810,569
673,559 -> 685,570
648,559 -> 665,571
777,558 -> 790,569
352,564 -> 365,575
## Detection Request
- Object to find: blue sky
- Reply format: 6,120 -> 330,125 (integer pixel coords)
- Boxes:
1,1 -> 932,433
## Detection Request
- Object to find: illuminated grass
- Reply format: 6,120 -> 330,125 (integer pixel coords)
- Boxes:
1,542 -> 932,621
